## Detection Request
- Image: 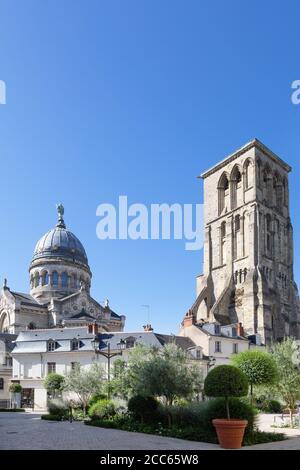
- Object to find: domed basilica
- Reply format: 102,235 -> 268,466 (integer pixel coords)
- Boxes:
0,205 -> 125,333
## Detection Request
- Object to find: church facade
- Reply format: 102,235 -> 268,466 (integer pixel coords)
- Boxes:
181,139 -> 300,346
0,206 -> 125,334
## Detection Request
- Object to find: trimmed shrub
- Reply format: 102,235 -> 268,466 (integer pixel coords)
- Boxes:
48,398 -> 68,418
88,399 -> 116,420
9,384 -> 22,393
128,395 -> 158,423
202,398 -> 257,434
204,365 -> 249,419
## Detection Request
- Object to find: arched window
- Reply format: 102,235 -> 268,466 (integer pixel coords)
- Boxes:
273,174 -> 283,212
244,159 -> 253,189
263,165 -> 273,205
256,159 -> 262,187
52,271 -> 59,286
218,173 -> 229,215
282,178 -> 288,206
231,166 -> 242,209
220,221 -> 226,265
34,272 -> 40,288
61,272 -> 68,288
42,272 -> 49,286
234,215 -> 240,260
266,214 -> 272,255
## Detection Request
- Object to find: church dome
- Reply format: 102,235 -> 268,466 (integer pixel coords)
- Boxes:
29,205 -> 91,303
33,227 -> 88,265
32,207 -> 88,265
32,205 -> 89,266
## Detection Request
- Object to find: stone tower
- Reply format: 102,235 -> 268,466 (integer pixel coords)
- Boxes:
189,139 -> 300,346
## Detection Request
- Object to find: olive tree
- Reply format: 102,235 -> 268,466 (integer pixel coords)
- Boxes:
270,338 -> 300,425
63,364 -> 105,416
111,343 -> 203,406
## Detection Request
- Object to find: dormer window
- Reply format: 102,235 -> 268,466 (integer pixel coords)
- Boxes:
47,340 -> 56,352
232,327 -> 237,337
71,339 -> 80,351
215,324 -> 221,335
196,348 -> 202,360
124,336 -> 136,349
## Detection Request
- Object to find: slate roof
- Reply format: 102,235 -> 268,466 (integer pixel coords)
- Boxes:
11,292 -> 47,308
13,327 -> 199,355
0,333 -> 18,352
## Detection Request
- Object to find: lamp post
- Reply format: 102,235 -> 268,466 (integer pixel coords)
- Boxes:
91,337 -> 126,399
207,355 -> 216,372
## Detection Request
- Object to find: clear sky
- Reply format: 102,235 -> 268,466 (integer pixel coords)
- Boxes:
1,0 -> 300,333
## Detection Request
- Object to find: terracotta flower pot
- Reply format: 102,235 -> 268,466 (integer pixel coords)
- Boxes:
212,419 -> 248,449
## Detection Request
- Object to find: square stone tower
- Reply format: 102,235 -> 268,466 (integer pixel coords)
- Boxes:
191,139 -> 300,346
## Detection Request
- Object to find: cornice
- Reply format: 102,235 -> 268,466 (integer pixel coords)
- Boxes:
200,139 -> 291,179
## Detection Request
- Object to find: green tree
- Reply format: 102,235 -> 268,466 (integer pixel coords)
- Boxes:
43,373 -> 64,398
63,364 -> 105,416
111,343 -> 203,406
270,338 -> 300,425
231,350 -> 278,402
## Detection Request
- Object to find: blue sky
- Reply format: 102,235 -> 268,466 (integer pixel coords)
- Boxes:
1,0 -> 300,333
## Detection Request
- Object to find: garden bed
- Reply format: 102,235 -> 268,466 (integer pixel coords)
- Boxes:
85,417 -> 286,446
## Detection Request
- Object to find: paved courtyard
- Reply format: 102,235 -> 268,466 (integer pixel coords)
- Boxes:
1,412 -> 300,450
0,412 -> 219,450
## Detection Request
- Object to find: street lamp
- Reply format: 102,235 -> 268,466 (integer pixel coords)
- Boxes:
91,337 -> 125,398
207,356 -> 216,371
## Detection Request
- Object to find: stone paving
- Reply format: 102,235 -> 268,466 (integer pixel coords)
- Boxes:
1,412 -> 300,450
0,412 -> 219,450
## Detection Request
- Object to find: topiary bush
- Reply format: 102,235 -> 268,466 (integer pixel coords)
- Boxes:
88,399 -> 116,420
48,398 -> 69,419
9,383 -> 22,393
202,398 -> 257,434
204,365 -> 249,419
128,395 -> 159,424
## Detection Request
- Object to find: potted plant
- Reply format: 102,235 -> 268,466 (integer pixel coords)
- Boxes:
204,365 -> 249,449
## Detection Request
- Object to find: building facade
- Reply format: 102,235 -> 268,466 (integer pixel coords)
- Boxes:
0,205 -> 125,334
182,139 -> 300,345
0,333 -> 17,406
12,325 -> 208,410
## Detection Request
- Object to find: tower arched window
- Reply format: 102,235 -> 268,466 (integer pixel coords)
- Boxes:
263,166 -> 273,205
42,272 -> 49,286
61,272 -> 68,288
244,159 -> 253,189
52,271 -> 59,286
220,221 -> 226,265
231,166 -> 242,209
266,214 -> 272,255
256,159 -> 262,188
273,175 -> 283,212
282,178 -> 288,207
218,173 -> 229,215
234,215 -> 240,259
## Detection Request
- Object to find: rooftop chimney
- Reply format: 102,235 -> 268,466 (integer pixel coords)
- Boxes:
183,309 -> 194,328
88,322 -> 99,336
236,322 -> 244,337
143,324 -> 153,332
